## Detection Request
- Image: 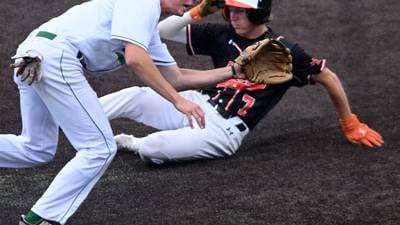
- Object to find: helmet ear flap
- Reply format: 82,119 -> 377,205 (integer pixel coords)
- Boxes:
247,9 -> 269,25
222,6 -> 231,22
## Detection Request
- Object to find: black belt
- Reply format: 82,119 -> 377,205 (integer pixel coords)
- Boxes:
207,99 -> 247,132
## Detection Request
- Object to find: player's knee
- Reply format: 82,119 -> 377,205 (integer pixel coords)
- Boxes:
108,144 -> 118,160
76,144 -> 117,169
99,86 -> 147,120
138,148 -> 168,165
29,152 -> 55,166
82,137 -> 117,159
100,145 -> 117,162
22,142 -> 58,165
96,140 -> 118,160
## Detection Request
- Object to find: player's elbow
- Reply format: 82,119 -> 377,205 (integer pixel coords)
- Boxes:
325,68 -> 339,80
326,70 -> 342,86
124,43 -> 151,71
138,150 -> 168,165
314,68 -> 341,86
125,56 -> 143,70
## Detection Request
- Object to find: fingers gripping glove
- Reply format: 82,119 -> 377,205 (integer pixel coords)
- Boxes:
190,0 -> 225,21
340,114 -> 384,148
235,39 -> 293,85
10,50 -> 43,85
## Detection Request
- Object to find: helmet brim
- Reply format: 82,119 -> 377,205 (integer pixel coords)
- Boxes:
225,0 -> 256,9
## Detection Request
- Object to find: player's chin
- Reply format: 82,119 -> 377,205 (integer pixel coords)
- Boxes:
233,27 -> 247,36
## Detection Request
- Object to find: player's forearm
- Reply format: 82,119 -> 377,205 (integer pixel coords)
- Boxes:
178,67 -> 235,89
158,12 -> 192,43
313,68 -> 352,119
125,45 -> 181,105
158,66 -> 235,91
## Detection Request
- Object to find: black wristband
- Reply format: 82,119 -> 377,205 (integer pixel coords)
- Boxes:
229,62 -> 237,77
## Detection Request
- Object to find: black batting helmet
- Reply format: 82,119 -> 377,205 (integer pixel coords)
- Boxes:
222,0 -> 272,25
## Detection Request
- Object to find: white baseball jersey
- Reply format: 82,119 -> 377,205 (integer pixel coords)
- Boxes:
36,0 -> 175,74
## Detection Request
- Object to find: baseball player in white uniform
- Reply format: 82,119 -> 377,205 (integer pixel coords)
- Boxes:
1,0 -> 242,224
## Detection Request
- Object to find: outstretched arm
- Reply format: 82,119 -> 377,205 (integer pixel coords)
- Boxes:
157,64 -> 242,91
158,0 -> 225,43
312,68 -> 384,147
311,68 -> 352,118
125,43 -> 204,128
158,13 -> 191,44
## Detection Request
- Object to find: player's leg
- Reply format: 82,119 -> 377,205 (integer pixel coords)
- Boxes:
0,71 -> 59,168
100,86 -> 148,120
136,109 -> 249,164
138,115 -> 248,164
106,89 -> 249,164
100,86 -> 187,130
24,45 -> 116,224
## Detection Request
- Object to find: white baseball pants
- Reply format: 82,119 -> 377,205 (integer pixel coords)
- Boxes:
0,32 -> 116,224
100,87 -> 249,164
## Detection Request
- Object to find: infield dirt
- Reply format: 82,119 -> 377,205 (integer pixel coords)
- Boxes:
1,1 -> 399,224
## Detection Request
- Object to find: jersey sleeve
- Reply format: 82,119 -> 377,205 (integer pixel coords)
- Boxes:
148,32 -> 176,66
186,23 -> 229,56
110,0 -> 160,50
281,39 -> 326,87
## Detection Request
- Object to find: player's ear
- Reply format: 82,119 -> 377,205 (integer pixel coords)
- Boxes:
222,6 -> 231,22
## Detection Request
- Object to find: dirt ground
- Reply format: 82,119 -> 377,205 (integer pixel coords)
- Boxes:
1,0 -> 400,224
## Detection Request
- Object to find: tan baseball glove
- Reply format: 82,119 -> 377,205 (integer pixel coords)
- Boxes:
235,38 -> 293,85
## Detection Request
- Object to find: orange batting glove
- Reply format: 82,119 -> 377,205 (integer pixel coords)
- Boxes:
340,114 -> 384,148
190,0 -> 225,21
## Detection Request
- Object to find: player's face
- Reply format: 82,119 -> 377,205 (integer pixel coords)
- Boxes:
228,6 -> 258,37
161,0 -> 195,16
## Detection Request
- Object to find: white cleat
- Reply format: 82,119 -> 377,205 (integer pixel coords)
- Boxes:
114,133 -> 139,154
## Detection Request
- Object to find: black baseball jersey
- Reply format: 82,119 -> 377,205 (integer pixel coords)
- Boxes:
186,23 -> 326,129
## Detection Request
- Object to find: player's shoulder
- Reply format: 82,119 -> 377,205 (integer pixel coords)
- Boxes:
266,27 -> 307,56
265,27 -> 292,47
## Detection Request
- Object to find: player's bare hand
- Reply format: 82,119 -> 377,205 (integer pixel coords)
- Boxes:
174,98 -> 205,129
10,50 -> 43,85
340,114 -> 384,148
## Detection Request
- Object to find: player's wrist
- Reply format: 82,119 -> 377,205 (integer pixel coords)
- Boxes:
227,61 -> 242,79
229,63 -> 237,77
340,113 -> 361,132
189,6 -> 203,22
227,61 -> 236,78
